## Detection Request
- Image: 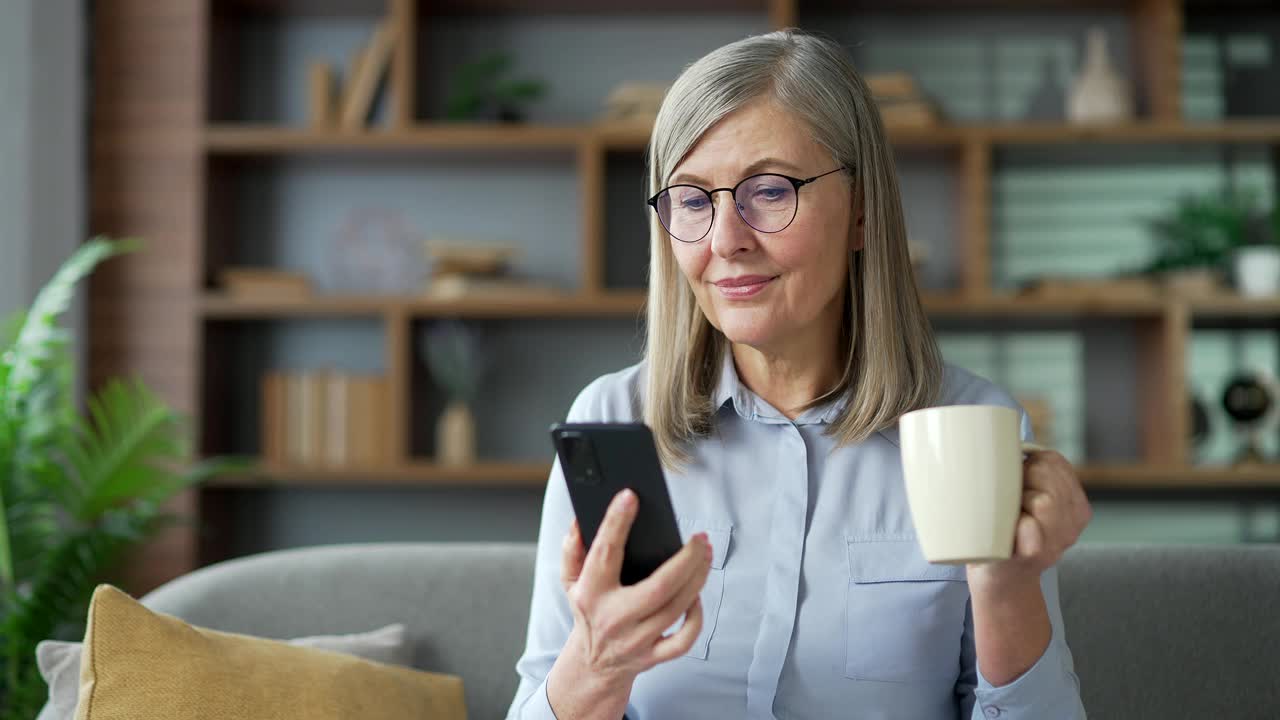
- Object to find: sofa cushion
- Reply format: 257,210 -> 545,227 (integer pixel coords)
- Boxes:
38,623 -> 410,720
73,585 -> 466,720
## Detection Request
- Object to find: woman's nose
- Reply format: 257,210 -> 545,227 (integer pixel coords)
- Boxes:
708,193 -> 758,258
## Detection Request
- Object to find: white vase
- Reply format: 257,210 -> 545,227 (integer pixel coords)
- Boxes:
1067,27 -> 1133,124
437,402 -> 476,466
1234,247 -> 1280,298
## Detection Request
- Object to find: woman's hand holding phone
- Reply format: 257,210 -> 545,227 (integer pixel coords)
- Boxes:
546,488 -> 714,720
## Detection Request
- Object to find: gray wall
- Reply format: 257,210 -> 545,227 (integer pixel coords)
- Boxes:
0,0 -> 86,330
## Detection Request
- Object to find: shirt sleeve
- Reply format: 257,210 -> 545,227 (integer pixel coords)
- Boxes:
956,566 -> 1086,719
505,379 -> 604,720
954,409 -> 1086,719
504,450 -> 575,719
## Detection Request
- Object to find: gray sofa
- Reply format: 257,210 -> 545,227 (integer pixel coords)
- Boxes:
136,543 -> 1280,720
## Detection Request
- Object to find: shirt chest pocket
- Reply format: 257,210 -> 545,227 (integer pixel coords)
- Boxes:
844,538 -> 969,684
665,521 -> 731,660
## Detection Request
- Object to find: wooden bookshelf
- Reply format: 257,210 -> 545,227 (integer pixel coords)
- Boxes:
91,0 -> 1280,590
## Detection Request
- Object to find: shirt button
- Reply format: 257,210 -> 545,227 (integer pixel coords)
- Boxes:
983,707 -> 1004,718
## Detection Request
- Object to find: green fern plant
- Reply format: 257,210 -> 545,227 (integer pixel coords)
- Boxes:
0,238 -> 237,720
1143,189 -> 1275,274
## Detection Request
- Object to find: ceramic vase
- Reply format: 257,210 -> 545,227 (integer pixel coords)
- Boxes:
437,401 -> 476,466
1067,27 -> 1133,123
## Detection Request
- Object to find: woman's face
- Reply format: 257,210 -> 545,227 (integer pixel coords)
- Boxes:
664,97 -> 861,352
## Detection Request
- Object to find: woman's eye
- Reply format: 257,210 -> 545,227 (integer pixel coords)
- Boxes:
755,188 -> 786,201
680,197 -> 709,210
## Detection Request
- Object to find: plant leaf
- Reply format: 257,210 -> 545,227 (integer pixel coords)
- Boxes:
3,238 -> 135,416
65,378 -> 195,522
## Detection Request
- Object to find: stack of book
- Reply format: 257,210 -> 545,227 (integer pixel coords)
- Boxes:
261,371 -> 393,468
865,72 -> 940,127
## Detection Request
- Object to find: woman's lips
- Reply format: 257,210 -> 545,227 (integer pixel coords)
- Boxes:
713,275 -> 776,298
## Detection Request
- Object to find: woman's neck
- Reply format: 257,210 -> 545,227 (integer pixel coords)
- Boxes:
730,331 -> 843,421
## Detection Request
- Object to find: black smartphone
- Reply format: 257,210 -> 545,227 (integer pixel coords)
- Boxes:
550,422 -> 684,586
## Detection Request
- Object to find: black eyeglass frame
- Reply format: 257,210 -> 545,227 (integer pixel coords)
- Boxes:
646,165 -> 852,243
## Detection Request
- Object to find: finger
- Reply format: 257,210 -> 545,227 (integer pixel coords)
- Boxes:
580,489 -> 638,594
1023,455 -> 1075,511
1013,512 -> 1045,561
618,533 -> 710,620
650,595 -> 703,665
560,519 -> 586,592
1024,484 -> 1071,547
1022,489 -> 1054,518
629,539 -> 713,639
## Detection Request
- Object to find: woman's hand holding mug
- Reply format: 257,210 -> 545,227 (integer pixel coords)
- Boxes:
546,489 -> 714,720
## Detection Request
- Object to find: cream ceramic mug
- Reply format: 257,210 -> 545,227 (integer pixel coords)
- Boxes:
898,404 -> 1046,565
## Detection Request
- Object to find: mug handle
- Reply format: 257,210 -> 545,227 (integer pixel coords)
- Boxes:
1021,441 -> 1052,455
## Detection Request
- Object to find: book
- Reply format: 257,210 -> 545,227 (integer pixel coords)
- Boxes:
370,376 -> 392,466
878,100 -> 940,127
296,370 -> 328,467
285,372 -> 305,466
426,274 -> 565,300
222,268 -> 312,300
340,19 -> 396,131
348,375 -> 376,467
865,72 -> 919,101
261,372 -> 286,465
324,372 -> 350,468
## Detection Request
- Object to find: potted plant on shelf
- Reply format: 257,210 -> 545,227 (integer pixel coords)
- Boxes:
1230,203 -> 1280,298
420,321 -> 487,467
444,51 -> 547,124
0,238 -> 237,720
1142,189 -> 1261,297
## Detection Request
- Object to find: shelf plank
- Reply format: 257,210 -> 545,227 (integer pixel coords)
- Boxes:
1189,295 -> 1280,318
201,294 -> 395,318
205,124 -> 588,153
975,121 -> 1280,144
207,461 -> 1280,490
201,291 -> 1191,320
207,122 -> 1280,155
200,291 -> 648,319
208,461 -> 552,487
1081,464 -> 1280,490
920,292 -> 1167,317
405,292 -> 647,317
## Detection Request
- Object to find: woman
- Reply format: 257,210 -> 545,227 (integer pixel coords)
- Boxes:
507,29 -> 1090,720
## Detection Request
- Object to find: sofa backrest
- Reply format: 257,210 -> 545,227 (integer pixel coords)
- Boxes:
144,543 -> 537,720
1057,543 -> 1280,719
143,542 -> 1280,720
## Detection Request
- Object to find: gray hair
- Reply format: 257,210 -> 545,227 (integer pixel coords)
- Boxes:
642,29 -> 943,469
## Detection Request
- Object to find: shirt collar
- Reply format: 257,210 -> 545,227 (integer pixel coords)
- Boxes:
713,348 -> 850,426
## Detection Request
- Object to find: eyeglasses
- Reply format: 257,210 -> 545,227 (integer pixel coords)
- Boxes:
647,166 -> 850,243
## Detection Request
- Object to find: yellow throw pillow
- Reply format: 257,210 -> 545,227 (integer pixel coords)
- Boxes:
74,584 -> 467,720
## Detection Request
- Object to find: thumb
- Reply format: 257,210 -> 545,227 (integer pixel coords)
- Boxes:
560,518 -> 586,593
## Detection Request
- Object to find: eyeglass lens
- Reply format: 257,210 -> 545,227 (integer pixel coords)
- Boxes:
654,174 -> 799,242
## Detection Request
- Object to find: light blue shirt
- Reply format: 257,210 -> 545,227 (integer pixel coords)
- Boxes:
508,353 -> 1086,720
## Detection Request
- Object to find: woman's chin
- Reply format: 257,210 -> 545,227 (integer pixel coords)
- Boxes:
716,315 -> 781,348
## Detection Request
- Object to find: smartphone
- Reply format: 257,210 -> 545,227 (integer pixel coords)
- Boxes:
550,422 -> 683,586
